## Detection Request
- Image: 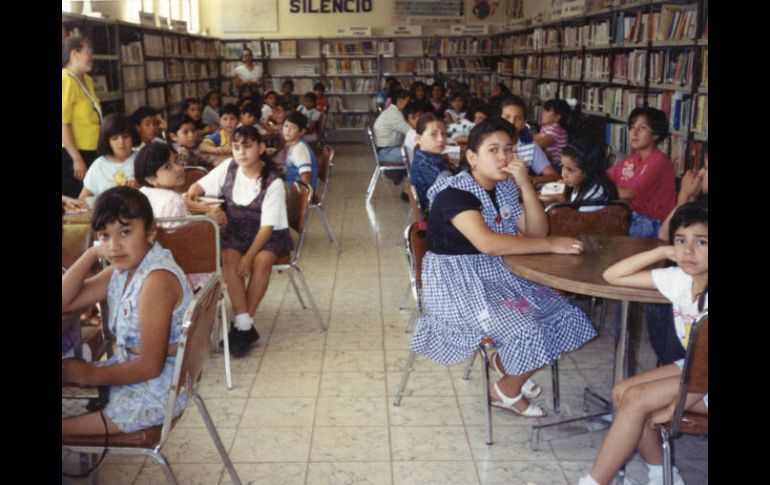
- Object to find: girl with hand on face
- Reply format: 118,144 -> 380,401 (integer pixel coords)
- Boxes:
410,119 -> 596,418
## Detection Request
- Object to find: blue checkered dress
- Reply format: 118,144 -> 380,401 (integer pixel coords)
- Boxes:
410,171 -> 596,376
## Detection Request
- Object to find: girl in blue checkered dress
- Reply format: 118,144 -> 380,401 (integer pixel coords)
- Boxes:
410,119 -> 596,417
62,186 -> 192,435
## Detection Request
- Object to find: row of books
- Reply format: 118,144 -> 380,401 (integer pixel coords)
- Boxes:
501,34 -> 532,52
122,66 -> 145,90
180,38 -> 217,58
437,58 -> 492,73
511,79 -> 537,102
699,48 -> 707,88
120,41 -> 144,64
378,41 -> 395,57
646,90 -> 692,132
124,90 -> 146,115
264,40 -> 297,58
585,54 -> 611,80
325,59 -> 376,75
605,123 -> 629,160
612,50 -> 647,83
143,34 -> 165,57
388,76 -> 433,92
691,94 -> 707,135
582,86 -> 644,119
387,59 -> 436,75
325,77 -> 377,92
649,49 -> 695,86
220,41 -> 262,58
183,81 -> 213,102
558,83 -> 580,103
146,60 -> 214,82
542,56 -> 560,78
326,112 -> 376,129
147,86 -> 166,109
423,38 -> 497,56
322,41 -> 376,57
265,77 -> 314,94
563,21 -> 611,48
538,81 -> 559,101
654,4 -> 699,42
561,56 -> 583,79
532,28 -> 560,51
513,56 -> 541,77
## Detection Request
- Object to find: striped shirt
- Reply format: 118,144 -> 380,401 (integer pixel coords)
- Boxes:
372,105 -> 411,148
539,123 -> 568,168
514,140 -> 552,176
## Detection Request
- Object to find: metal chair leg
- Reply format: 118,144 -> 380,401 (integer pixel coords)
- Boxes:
478,344 -> 493,445
404,307 -> 418,333
286,271 -> 307,309
292,266 -> 327,331
147,449 -> 179,485
193,393 -> 243,485
220,295 -> 233,390
660,426 -> 673,485
463,351 -> 478,380
398,282 -> 412,310
551,361 -> 560,414
393,350 -> 418,406
365,167 -> 381,204
316,206 -> 341,253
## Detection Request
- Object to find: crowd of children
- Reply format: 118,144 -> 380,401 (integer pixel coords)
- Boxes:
63,38 -> 707,484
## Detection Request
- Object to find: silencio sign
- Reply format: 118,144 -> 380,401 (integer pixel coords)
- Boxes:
289,0 -> 374,13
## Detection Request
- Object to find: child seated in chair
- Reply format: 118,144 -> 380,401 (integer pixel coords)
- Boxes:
185,126 -> 291,358
79,113 -> 138,201
559,137 -> 619,212
62,186 -> 193,436
167,114 -> 211,169
578,201 -> 708,485
281,111 -> 319,190
199,103 -> 239,158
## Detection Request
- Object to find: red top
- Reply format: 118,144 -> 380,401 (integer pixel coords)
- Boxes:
316,94 -> 327,113
607,148 -> 676,222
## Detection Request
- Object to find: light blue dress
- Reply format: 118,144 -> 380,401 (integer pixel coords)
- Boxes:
101,242 -> 192,433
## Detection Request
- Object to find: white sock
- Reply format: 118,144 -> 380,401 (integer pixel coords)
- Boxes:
234,313 -> 254,331
647,463 -> 683,484
577,474 -> 600,485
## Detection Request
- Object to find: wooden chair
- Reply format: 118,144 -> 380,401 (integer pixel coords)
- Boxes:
659,312 -> 708,485
308,145 -> 341,252
155,215 -> 234,390
393,222 -> 495,444
274,181 -> 327,331
397,178 -> 424,315
63,277 -> 243,485
546,201 -> 631,238
174,166 -> 208,194
365,127 -> 407,204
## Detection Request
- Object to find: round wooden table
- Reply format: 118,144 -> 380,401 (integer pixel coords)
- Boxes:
503,235 -> 668,384
503,235 -> 669,449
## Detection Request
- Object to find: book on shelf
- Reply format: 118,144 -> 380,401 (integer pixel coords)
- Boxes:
660,133 -> 688,175
584,54 -> 610,80
605,123 -> 629,162
146,61 -> 165,82
699,48 -> 707,88
120,41 -> 144,64
692,94 -> 708,135
167,83 -> 184,105
163,36 -> 180,57
143,34 -> 164,57
687,140 -> 706,172
653,3 -> 698,42
378,40 -> 395,56
538,82 -> 559,101
147,87 -> 166,109
124,90 -> 146,115
91,75 -> 108,94
649,49 -> 694,86
122,66 -> 146,90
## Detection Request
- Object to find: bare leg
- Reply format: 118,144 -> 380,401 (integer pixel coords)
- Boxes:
245,250 -> 279,315
62,411 -> 123,435
611,364 -> 682,410
589,376 -> 681,485
487,346 -> 543,412
222,249 -> 247,316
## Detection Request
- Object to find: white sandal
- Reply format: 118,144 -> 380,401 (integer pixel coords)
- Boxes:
490,381 -> 547,417
488,352 -> 543,400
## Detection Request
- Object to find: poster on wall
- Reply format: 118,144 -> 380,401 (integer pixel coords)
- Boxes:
467,1 -> 507,22
394,0 -> 465,25
223,0 -> 278,32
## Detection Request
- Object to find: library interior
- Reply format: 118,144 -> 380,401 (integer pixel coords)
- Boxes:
61,1 -> 708,484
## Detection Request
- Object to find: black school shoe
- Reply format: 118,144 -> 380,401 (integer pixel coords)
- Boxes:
224,325 -> 260,358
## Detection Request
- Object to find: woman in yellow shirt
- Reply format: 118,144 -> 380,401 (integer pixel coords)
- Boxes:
62,37 -> 102,197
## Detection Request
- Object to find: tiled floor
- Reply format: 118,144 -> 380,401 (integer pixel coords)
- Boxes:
64,143 -> 708,485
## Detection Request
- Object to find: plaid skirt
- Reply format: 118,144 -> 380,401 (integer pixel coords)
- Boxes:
410,252 -> 597,376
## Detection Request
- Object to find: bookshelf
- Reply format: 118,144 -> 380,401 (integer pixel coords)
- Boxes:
494,0 -> 708,175
62,13 -> 220,120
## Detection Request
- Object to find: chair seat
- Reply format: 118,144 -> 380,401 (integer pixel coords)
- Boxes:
378,161 -> 406,168
275,254 -> 292,265
666,411 -> 708,435
62,414 -> 183,448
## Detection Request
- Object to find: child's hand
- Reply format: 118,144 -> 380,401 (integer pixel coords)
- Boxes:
62,358 -> 93,385
549,237 -> 584,255
183,191 -> 199,202
207,207 -> 227,226
125,179 -> 140,189
677,170 -> 703,204
660,245 -> 676,262
503,158 -> 530,187
217,146 -> 231,155
237,253 -> 255,277
73,158 -> 88,181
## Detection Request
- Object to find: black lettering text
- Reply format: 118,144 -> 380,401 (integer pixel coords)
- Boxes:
290,0 -> 300,13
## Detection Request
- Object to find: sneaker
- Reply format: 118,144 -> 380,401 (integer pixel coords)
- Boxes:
646,466 -> 685,485
224,325 -> 259,358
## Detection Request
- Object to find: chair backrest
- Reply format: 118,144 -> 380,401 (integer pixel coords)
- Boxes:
62,222 -> 93,268
401,145 -> 412,171
286,180 -> 313,263
313,145 -> 334,205
155,216 -> 221,275
669,311 -> 708,436
403,178 -> 423,223
546,201 -> 631,237
159,276 -> 222,445
367,127 -> 380,163
404,221 -> 428,291
175,166 -> 209,194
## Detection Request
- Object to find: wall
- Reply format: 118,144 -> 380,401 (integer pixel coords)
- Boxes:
201,0 -> 551,39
